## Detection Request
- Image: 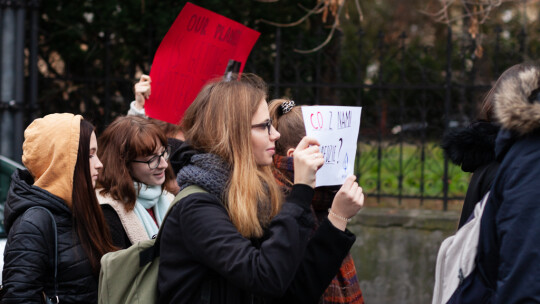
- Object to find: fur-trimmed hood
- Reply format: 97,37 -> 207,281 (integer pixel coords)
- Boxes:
494,65 -> 540,135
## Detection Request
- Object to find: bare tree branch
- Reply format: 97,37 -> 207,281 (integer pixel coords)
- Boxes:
421,0 -> 534,26
298,2 -> 327,15
420,0 -> 539,58
354,0 -> 364,22
294,0 -> 345,53
258,1 -> 326,27
259,0 -> 363,53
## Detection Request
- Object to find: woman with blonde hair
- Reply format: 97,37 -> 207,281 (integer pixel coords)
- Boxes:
96,116 -> 176,249
2,114 -> 116,303
158,74 -> 364,303
269,98 -> 365,304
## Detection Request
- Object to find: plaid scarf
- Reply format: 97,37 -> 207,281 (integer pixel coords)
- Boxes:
272,155 -> 364,304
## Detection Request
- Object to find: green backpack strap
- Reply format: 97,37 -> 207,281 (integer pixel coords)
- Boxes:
164,185 -> 208,224
139,185 -> 208,265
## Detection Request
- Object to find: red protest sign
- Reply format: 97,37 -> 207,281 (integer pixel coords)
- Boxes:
145,2 -> 260,124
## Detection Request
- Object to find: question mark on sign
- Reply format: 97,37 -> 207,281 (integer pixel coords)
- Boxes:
337,138 -> 343,163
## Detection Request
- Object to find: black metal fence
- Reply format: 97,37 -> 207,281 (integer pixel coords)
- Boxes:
254,25 -> 533,209
1,1 -> 536,209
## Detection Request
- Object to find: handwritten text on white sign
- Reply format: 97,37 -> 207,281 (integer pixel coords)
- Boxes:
301,106 -> 362,187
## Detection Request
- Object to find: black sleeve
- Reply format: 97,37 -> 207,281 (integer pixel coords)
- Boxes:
282,218 -> 356,303
458,161 -> 499,228
2,209 -> 52,303
101,204 -> 131,249
177,184 -> 315,297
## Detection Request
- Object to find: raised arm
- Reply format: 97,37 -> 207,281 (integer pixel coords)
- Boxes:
127,74 -> 151,117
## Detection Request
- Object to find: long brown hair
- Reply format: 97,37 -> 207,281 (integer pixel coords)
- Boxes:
97,116 -> 175,210
72,120 -> 117,275
268,98 -> 305,155
182,74 -> 283,238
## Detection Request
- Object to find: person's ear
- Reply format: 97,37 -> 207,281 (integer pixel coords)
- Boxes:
286,148 -> 295,157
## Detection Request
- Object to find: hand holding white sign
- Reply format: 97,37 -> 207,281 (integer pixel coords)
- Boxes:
301,106 -> 362,187
327,175 -> 365,230
292,136 -> 324,188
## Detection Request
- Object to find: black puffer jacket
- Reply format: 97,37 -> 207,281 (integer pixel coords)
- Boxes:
1,169 -> 97,304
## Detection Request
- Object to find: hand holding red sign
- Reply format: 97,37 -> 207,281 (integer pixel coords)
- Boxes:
145,2 -> 260,124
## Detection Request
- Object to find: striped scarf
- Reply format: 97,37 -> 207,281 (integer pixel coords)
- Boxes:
272,155 -> 365,304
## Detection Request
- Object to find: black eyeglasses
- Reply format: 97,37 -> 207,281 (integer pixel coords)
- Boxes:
131,146 -> 171,170
251,119 -> 274,135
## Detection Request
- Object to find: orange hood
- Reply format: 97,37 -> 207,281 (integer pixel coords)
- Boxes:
22,113 -> 82,207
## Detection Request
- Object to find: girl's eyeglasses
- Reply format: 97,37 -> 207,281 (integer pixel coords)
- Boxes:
131,145 -> 171,170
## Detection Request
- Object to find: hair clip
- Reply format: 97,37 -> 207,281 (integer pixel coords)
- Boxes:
281,100 -> 295,114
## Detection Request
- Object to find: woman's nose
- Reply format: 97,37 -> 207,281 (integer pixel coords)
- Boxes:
269,125 -> 280,141
96,156 -> 103,169
157,155 -> 169,169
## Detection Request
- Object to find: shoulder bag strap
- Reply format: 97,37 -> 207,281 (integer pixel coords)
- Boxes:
139,185 -> 208,263
27,206 -> 59,304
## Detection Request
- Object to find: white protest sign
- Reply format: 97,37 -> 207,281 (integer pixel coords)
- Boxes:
301,106 -> 362,187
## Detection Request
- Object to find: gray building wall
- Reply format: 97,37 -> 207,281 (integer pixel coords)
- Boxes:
348,208 -> 459,304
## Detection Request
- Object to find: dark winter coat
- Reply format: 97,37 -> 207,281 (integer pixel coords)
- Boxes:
100,204 -> 131,248
167,137 -> 188,175
441,121 -> 500,228
158,186 -> 355,304
476,65 -> 540,303
1,169 -> 97,304
158,144 -> 356,304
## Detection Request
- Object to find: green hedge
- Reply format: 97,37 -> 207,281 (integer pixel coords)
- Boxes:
356,143 -> 470,198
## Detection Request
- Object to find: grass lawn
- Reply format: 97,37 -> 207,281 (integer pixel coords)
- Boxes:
355,142 -> 470,210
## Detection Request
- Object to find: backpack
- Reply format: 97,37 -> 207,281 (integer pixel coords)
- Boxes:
98,185 -> 207,304
432,192 -> 491,304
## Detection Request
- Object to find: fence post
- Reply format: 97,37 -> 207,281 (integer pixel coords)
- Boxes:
273,27 -> 281,99
494,25 -> 502,76
375,30 -> 385,204
315,27 -> 322,105
443,26 -> 453,211
398,31 -> 407,205
104,30 -> 111,125
147,21 -> 154,71
356,28 -> 364,107
518,27 -> 527,61
355,28 -> 364,181
28,0 -> 39,122
0,0 -> 25,162
0,0 -> 4,156
419,48 -> 429,206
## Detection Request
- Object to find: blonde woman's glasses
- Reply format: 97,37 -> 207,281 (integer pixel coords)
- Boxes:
251,119 -> 273,135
